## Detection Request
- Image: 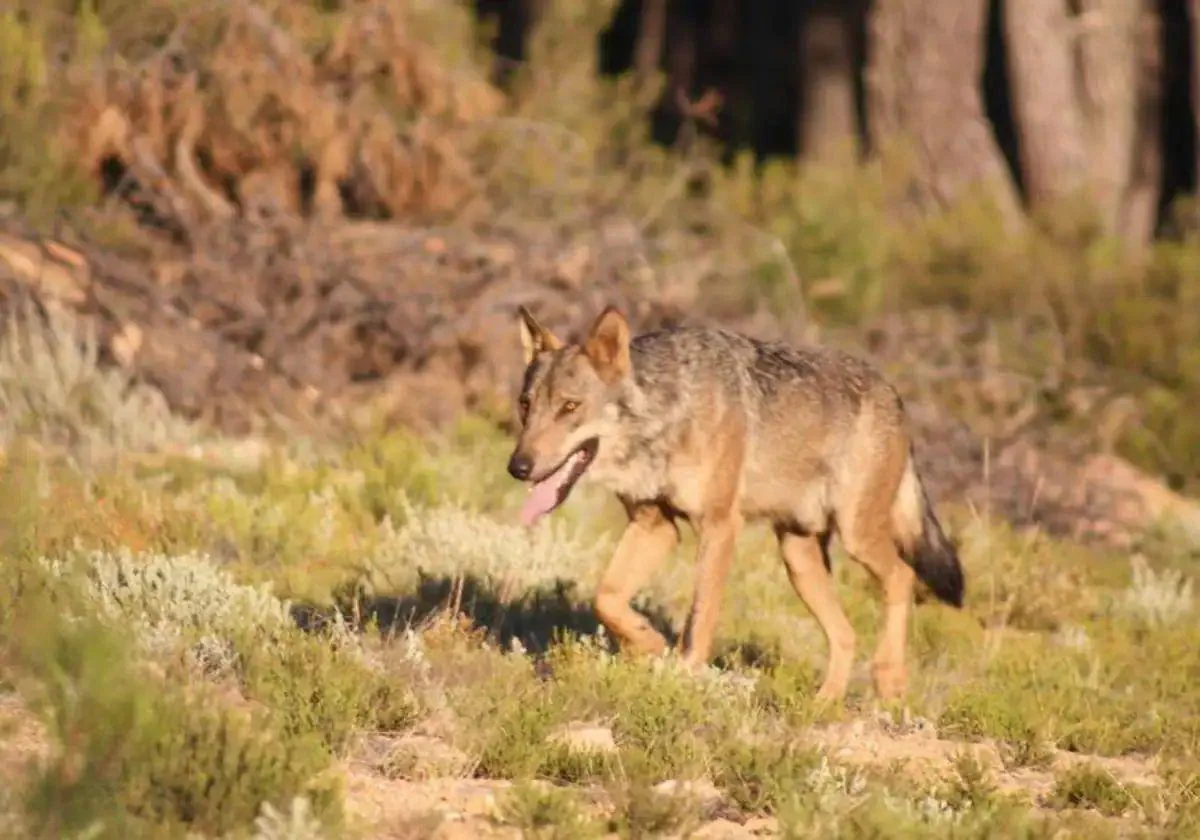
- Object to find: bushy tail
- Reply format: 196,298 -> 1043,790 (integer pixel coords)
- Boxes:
891,450 -> 964,608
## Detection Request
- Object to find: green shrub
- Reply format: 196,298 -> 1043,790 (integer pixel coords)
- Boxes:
712,739 -> 823,815
234,622 -> 420,756
498,782 -> 603,839
39,546 -> 420,759
1047,765 -> 1143,817
0,303 -> 193,463
0,10 -> 96,221
44,548 -> 292,650
10,595 -> 339,838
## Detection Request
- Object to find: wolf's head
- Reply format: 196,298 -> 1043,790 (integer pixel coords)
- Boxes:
507,305 -> 633,526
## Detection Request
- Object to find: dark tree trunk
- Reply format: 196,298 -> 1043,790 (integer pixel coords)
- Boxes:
1004,0 -> 1159,243
866,0 -> 1022,227
634,0 -> 667,87
649,1 -> 698,148
1118,2 -> 1164,244
1077,0 -> 1142,231
1193,0 -> 1200,198
797,2 -> 860,162
1003,0 -> 1090,207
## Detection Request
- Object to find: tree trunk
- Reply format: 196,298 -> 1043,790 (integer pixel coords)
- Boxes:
1082,1 -> 1144,220
652,0 -> 699,150
1005,0 -> 1157,241
1003,0 -> 1090,206
1193,0 -> 1200,196
485,0 -> 544,90
1118,3 -> 1164,243
797,3 -> 860,162
866,0 -> 1022,227
634,0 -> 667,87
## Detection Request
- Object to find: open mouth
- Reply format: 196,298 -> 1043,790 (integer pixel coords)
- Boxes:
519,437 -> 599,527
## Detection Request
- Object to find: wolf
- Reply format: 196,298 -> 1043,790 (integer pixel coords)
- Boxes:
506,305 -> 964,702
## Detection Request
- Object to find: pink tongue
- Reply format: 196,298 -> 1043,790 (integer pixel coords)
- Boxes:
519,455 -> 580,527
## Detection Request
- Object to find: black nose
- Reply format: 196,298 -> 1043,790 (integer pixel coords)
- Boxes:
507,453 -> 533,480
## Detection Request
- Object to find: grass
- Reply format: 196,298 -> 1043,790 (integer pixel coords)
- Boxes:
2,576 -> 341,838
497,782 -> 605,839
1047,765 -> 1146,818
0,309 -> 1196,836
0,398 -> 1196,836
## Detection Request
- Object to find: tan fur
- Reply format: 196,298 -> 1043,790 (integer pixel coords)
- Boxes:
508,307 -> 964,703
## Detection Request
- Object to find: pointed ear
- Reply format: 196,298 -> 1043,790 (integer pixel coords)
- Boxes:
517,305 -> 563,364
584,306 -> 631,383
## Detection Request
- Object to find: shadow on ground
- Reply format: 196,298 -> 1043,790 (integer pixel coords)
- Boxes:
290,571 -> 792,678
289,571 -> 680,657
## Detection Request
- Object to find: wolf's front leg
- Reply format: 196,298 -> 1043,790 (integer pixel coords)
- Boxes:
680,511 -> 742,668
594,501 -> 678,656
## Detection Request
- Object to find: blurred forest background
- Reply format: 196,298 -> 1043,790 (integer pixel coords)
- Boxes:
1,0 -> 1198,503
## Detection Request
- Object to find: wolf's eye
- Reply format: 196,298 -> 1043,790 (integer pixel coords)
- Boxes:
560,400 -> 580,414
518,395 -> 530,419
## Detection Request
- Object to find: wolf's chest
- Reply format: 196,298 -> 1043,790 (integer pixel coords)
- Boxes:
588,455 -> 670,503
588,452 -> 713,519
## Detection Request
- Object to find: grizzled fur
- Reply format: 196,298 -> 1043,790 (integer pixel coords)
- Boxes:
508,305 -> 964,703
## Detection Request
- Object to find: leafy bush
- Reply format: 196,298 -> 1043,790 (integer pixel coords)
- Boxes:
0,302 -> 193,463
1116,555 -> 1194,628
8,593 -> 339,838
364,499 -> 611,603
43,548 -> 292,645
234,621 -> 420,756
0,9 -> 96,219
1047,765 -> 1144,817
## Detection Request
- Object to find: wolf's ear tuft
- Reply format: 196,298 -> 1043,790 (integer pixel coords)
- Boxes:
518,305 -> 563,364
584,306 -> 631,383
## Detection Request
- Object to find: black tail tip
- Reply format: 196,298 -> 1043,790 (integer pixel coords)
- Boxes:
930,564 -> 965,609
911,542 -> 965,609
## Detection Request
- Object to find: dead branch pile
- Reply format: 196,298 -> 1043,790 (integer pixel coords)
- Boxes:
0,215 -> 676,434
0,2 -> 726,434
74,0 -> 502,230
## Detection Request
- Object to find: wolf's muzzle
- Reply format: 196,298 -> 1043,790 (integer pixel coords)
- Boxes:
507,452 -> 533,480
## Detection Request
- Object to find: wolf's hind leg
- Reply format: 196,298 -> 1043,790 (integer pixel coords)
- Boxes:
777,528 -> 856,702
594,501 -> 678,656
836,434 -> 915,703
839,521 -> 914,702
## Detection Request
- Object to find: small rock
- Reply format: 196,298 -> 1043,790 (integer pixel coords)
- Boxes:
485,242 -> 518,266
551,243 -> 591,289
111,322 -> 144,368
369,734 -> 474,780
453,780 -> 509,818
547,722 -> 617,755
1082,454 -> 1200,544
743,816 -> 780,835
692,818 -> 751,839
653,778 -> 723,808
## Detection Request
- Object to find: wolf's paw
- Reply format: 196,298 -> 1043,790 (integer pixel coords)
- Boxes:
813,679 -> 849,707
871,659 -> 909,703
